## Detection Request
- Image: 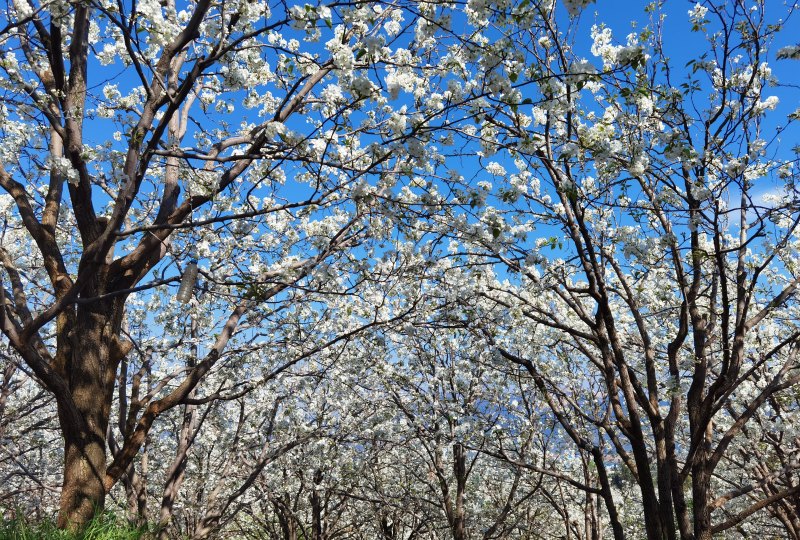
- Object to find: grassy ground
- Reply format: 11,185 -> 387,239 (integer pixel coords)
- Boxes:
0,513 -> 151,540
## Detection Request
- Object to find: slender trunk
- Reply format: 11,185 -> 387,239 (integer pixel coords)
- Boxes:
581,454 -> 599,540
689,412 -> 714,540
591,447 -> 625,540
157,430 -> 192,540
0,363 -> 17,437
380,515 -> 396,540
692,456 -> 713,540
666,422 -> 691,539
311,469 -> 324,540
452,442 -> 467,540
585,492 -> 600,540
274,495 -> 298,540
121,464 -> 148,526
654,423 -> 678,540
158,317 -> 199,538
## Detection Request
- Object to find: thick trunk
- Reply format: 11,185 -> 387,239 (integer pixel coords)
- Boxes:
56,295 -> 127,529
58,424 -> 107,529
57,323 -> 108,527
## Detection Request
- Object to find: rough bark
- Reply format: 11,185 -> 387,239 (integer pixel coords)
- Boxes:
57,293 -> 130,528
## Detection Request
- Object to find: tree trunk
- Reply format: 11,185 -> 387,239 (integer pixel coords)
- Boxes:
58,420 -> 107,529
591,447 -> 625,540
380,515 -> 396,539
692,458 -> 713,540
311,469 -> 324,540
56,293 -> 127,529
274,495 -> 298,540
158,317 -> 199,538
690,416 -> 715,540
452,442 -> 467,540
653,424 -> 678,540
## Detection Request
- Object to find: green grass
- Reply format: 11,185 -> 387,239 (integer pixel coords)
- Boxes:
0,512 -> 151,540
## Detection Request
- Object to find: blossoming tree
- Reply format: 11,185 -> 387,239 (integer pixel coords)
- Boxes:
2,0 -> 800,537
437,1 -> 800,539
0,0 -> 479,527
